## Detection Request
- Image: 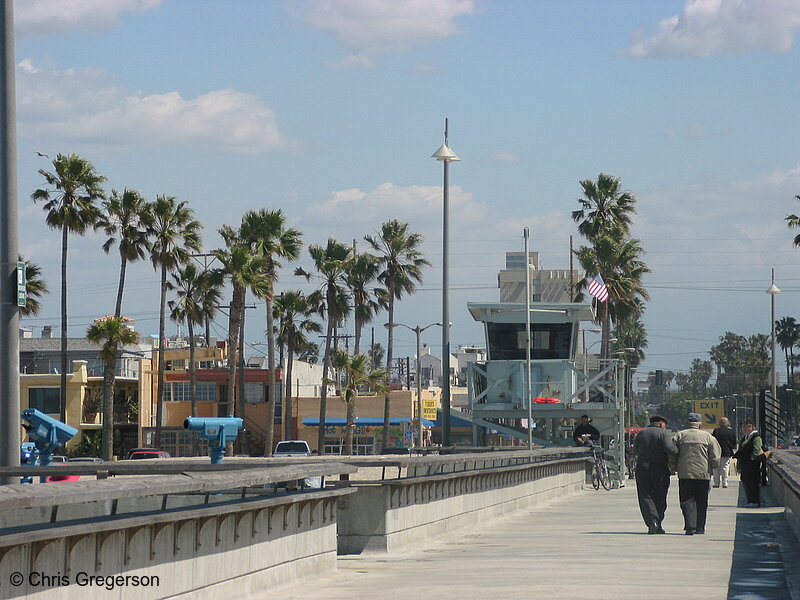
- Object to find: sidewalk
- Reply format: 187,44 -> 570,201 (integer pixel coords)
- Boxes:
258,479 -> 797,600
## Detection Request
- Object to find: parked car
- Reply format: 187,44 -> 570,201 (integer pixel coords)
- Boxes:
380,447 -> 413,455
49,455 -> 68,463
128,449 -> 170,460
67,457 -> 103,462
273,440 -> 312,457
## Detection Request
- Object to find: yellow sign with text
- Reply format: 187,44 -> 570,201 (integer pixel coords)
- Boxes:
694,399 -> 725,428
422,399 -> 438,421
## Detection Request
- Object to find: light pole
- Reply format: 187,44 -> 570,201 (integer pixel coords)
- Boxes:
767,270 -> 780,447
432,118 -> 459,447
385,322 -> 441,448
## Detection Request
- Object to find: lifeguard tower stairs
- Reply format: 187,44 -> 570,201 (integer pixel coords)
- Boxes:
463,302 -> 625,483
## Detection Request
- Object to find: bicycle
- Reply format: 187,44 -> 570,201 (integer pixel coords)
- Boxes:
591,446 -> 613,491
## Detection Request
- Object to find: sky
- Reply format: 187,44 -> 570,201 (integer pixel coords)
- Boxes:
12,0 -> 800,386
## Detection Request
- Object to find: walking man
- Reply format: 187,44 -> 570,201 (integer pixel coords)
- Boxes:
711,417 -> 736,488
633,415 -> 677,534
734,421 -> 763,507
671,413 -> 721,535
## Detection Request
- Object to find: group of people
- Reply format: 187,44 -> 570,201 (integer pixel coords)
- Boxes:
633,413 -> 765,535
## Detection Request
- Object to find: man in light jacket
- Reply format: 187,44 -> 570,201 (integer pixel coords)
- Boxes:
670,413 -> 721,535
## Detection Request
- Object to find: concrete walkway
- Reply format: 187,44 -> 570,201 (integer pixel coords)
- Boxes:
259,478 -> 800,600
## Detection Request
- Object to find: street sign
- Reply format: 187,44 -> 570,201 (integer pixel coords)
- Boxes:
694,399 -> 725,428
16,261 -> 26,308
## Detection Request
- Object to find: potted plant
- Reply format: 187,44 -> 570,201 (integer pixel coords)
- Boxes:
82,390 -> 102,424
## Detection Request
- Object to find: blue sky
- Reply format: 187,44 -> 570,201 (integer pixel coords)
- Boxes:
13,0 -> 800,385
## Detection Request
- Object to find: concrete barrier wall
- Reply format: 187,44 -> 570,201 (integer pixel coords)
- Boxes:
768,451 -> 800,543
337,456 -> 586,554
0,487 -> 352,600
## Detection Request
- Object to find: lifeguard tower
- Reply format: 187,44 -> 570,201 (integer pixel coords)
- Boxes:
462,301 -> 626,484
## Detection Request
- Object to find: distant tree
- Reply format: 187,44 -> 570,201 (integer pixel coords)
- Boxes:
345,252 -> 385,355
18,256 -> 48,318
365,220 -> 430,449
776,316 -> 799,388
33,153 -> 106,422
369,342 -> 385,370
709,332 -> 770,396
786,195 -> 800,246
329,350 -> 388,455
98,188 -> 153,317
572,173 -> 636,241
298,342 -> 320,364
86,316 -> 138,460
675,359 -> 714,398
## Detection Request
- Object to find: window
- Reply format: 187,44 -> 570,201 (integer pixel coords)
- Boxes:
28,388 -> 60,414
244,382 -> 264,403
164,381 -> 217,402
322,435 -> 374,455
159,430 -> 209,458
487,322 -> 572,360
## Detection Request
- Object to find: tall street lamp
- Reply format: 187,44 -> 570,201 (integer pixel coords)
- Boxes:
767,270 -> 780,447
432,118 -> 459,447
385,322 -> 442,448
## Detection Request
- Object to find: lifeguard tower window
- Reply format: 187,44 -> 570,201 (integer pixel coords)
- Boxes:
487,322 -> 571,360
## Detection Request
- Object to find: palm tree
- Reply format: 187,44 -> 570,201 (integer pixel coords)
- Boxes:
240,209 -> 302,456
296,238 -> 352,454
97,188 -> 153,317
365,220 -> 430,449
776,316 -> 799,388
168,263 -> 223,455
32,153 -> 106,422
329,350 -> 388,455
611,316 -> 647,425
18,256 -> 48,317
86,316 -> 138,460
274,290 -> 321,440
215,226 -> 269,445
345,252 -> 385,355
572,173 -> 636,241
574,226 -> 650,359
787,195 -> 800,246
149,195 -> 202,447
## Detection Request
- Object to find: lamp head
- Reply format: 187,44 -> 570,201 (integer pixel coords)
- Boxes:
432,144 -> 460,162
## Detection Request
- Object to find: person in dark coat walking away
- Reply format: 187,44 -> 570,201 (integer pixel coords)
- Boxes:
670,413 -> 721,535
711,417 -> 736,488
734,421 -> 763,507
633,414 -> 677,534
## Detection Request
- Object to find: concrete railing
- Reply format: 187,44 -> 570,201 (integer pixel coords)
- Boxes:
336,448 -> 589,554
0,464 -> 356,600
767,450 -> 800,542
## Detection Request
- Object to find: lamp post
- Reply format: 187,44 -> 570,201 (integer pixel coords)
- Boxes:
432,118 -> 459,447
767,270 -> 780,447
385,322 -> 441,448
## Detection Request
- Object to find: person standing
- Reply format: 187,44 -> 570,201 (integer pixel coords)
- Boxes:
633,415 -> 677,534
734,421 -> 763,507
671,413 -> 721,535
711,417 -> 737,488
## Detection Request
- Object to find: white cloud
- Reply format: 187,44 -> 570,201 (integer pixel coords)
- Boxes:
295,0 -> 478,67
628,0 -> 800,58
491,150 -> 520,163
17,60 -> 295,155
15,0 -> 162,37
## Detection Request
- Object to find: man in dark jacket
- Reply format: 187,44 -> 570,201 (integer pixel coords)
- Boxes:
734,421 -> 763,507
711,417 -> 736,488
633,415 -> 677,534
572,414 -> 600,446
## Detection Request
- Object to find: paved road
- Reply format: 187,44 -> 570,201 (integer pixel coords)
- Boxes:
260,478 -> 800,600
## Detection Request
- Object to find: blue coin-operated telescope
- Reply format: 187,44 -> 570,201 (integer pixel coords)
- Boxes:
184,417 -> 243,464
19,441 -> 38,484
21,408 -> 78,467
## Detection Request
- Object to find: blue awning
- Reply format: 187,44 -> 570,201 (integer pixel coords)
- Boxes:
302,417 -> 436,427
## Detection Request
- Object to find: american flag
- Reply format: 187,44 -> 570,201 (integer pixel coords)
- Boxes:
587,274 -> 609,302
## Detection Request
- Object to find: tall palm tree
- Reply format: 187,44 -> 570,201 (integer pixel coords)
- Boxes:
32,153 -> 106,422
86,316 -> 139,460
97,188 -> 153,317
329,350 -> 388,455
240,209 -> 302,456
168,263 -> 223,454
149,195 -> 202,447
296,238 -> 352,454
787,195 -> 800,246
345,252 -> 385,355
776,316 -> 799,388
18,256 -> 48,318
215,226 -> 269,444
574,226 -> 650,359
274,290 -> 321,440
572,173 -> 636,241
365,220 -> 430,449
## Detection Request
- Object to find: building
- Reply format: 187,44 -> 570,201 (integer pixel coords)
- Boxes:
498,251 -> 576,303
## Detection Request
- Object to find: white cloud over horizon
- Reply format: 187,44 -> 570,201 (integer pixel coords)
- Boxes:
628,0 -> 800,58
295,0 -> 478,67
16,59 -> 296,155
15,0 -> 162,37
